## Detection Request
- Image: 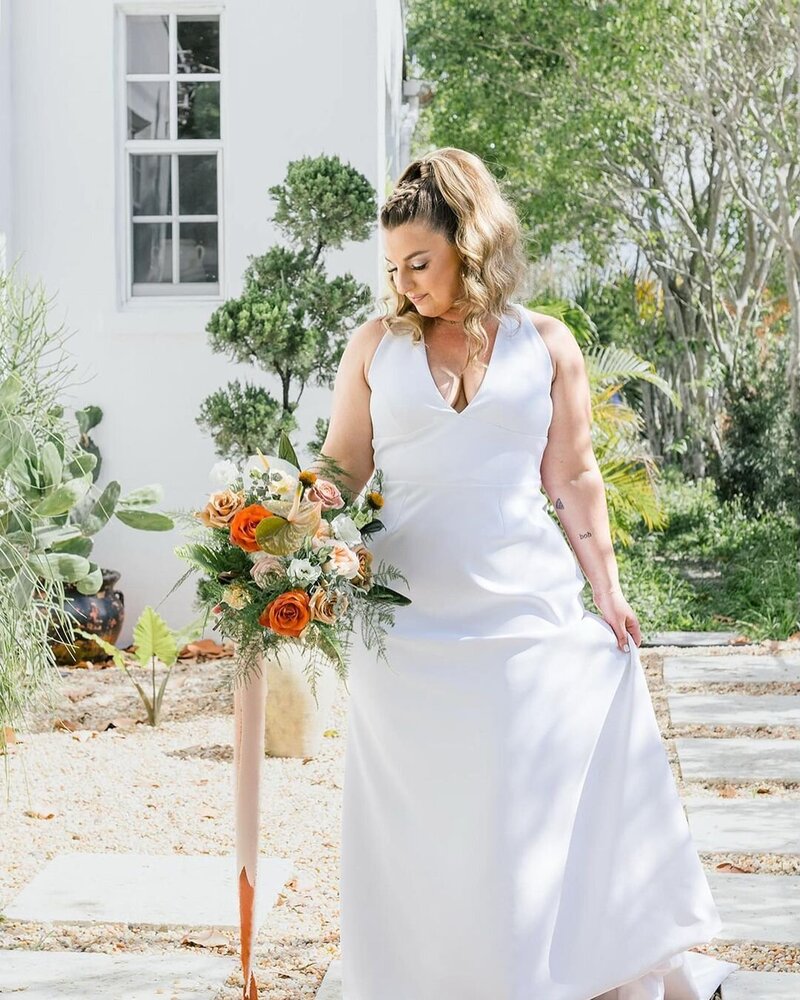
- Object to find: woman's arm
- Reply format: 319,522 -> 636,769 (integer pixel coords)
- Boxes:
532,311 -> 642,652
308,318 -> 385,500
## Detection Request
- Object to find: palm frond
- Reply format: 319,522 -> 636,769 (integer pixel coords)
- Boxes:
586,345 -> 678,405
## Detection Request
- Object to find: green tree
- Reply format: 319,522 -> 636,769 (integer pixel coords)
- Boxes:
199,155 -> 377,461
408,0 -> 781,477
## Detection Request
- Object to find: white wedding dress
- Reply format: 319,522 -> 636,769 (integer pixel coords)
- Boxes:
339,303 -> 738,999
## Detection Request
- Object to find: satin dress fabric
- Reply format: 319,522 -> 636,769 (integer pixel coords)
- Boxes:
338,302 -> 738,1000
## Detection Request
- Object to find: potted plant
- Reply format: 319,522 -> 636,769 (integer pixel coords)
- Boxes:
40,404 -> 175,664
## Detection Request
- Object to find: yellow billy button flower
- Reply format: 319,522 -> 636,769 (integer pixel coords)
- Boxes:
299,470 -> 318,487
366,491 -> 384,511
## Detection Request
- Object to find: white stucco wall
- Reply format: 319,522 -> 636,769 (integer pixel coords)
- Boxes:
0,0 -> 12,268
2,0 -> 405,645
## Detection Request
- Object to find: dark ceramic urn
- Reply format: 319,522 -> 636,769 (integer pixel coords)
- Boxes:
49,569 -> 125,665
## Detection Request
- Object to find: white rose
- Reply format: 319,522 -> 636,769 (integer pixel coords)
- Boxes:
209,459 -> 240,489
330,513 -> 361,546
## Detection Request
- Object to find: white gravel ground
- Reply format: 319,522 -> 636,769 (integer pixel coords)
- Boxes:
1,638 -> 799,995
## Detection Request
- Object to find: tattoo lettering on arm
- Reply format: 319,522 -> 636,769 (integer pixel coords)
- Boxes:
579,531 -> 593,539
555,498 -> 565,510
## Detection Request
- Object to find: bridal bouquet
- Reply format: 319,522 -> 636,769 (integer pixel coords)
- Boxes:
174,432 -> 409,700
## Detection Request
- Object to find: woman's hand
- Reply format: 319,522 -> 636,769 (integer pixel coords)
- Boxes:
591,586 -> 642,653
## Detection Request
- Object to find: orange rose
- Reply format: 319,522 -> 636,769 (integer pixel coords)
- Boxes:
258,589 -> 312,637
230,504 -> 273,553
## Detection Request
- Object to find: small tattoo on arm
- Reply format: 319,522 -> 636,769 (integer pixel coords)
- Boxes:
555,498 -> 565,510
579,531 -> 593,539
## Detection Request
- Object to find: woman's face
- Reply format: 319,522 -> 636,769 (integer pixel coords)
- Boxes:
382,221 -> 463,319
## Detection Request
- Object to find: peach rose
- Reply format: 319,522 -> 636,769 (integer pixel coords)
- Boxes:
250,552 -> 285,586
322,541 -> 361,580
306,478 -> 345,511
258,589 -> 312,637
350,544 -> 374,589
309,586 -> 348,624
310,518 -> 333,551
230,504 -> 273,553
195,489 -> 246,528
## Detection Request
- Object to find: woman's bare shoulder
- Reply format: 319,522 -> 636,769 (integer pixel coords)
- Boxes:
349,316 -> 391,385
522,308 -> 585,381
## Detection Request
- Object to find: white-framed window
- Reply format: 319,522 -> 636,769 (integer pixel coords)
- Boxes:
119,6 -> 223,300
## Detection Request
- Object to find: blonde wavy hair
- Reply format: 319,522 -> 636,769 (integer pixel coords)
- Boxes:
378,147 -> 528,369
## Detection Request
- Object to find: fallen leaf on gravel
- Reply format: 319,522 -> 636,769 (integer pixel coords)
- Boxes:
719,784 -> 738,798
181,928 -> 228,948
24,810 -> 55,820
323,729 -> 339,738
53,718 -> 79,732
3,726 -> 16,744
716,862 -> 750,873
177,639 -> 232,660
756,787 -> 772,795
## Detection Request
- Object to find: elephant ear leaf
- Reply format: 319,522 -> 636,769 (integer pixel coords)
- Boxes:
133,606 -> 178,668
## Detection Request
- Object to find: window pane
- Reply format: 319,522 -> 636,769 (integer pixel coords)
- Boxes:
131,155 -> 171,216
179,222 -> 218,282
133,223 -> 173,283
128,82 -> 170,140
177,82 -> 220,139
178,155 -> 217,215
127,15 -> 169,74
177,17 -> 220,74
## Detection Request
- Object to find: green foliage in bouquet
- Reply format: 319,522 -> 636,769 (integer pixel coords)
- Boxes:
175,431 -> 410,705
198,153 -> 376,461
77,608 -> 204,726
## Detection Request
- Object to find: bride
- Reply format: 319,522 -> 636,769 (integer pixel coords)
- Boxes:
318,147 -> 738,999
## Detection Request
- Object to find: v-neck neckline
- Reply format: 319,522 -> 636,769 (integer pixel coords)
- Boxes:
416,308 -> 511,416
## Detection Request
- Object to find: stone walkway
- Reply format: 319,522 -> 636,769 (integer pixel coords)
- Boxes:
666,647 -> 800,996
316,642 -> 800,998
4,639 -> 798,997
0,849 -> 293,997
